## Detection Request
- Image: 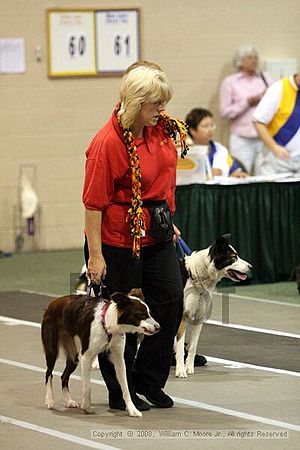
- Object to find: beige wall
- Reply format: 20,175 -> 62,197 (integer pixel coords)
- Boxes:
1,0 -> 299,251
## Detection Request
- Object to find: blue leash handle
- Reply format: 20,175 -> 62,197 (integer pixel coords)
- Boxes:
177,237 -> 192,258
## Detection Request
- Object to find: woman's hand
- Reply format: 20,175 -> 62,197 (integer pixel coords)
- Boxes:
247,94 -> 262,107
173,224 -> 181,243
87,253 -> 107,284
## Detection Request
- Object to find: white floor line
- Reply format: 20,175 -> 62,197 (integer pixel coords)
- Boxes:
170,397 -> 300,432
0,415 -> 120,450
0,316 -> 41,328
205,356 -> 300,378
20,289 -> 56,297
0,358 -> 105,385
206,319 -> 300,339
213,292 -> 300,307
1,358 -> 300,433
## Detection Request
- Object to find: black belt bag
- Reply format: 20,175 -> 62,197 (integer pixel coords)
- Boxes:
143,200 -> 174,242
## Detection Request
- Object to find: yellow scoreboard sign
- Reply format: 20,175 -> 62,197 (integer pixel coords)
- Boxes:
47,9 -> 140,77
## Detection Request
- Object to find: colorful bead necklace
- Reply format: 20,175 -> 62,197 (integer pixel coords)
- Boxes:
116,104 -> 189,258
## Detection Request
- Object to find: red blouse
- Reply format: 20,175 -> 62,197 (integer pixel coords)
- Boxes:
82,110 -> 178,248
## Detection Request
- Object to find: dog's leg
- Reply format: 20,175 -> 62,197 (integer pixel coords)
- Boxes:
61,357 -> 79,408
175,319 -> 187,378
45,371 -> 55,409
42,323 -> 58,409
185,323 -> 203,375
109,339 -> 142,418
80,353 -> 94,414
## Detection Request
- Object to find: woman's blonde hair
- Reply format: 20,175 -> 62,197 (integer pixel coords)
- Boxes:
118,61 -> 173,129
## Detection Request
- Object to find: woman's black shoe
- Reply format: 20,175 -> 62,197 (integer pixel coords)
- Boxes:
194,354 -> 207,366
171,346 -> 207,367
135,385 -> 174,408
109,392 -> 151,411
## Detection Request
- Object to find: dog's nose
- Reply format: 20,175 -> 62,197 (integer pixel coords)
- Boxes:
248,263 -> 252,270
154,323 -> 161,331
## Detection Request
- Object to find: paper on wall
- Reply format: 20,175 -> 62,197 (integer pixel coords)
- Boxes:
0,38 -> 25,73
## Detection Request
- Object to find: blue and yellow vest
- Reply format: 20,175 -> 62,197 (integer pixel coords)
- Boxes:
268,77 -> 300,146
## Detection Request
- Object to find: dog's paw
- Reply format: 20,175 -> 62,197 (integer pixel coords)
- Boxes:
66,399 -> 79,408
82,407 -> 95,414
45,394 -> 55,409
46,401 -> 54,409
185,362 -> 195,375
175,366 -> 187,378
81,400 -> 94,414
127,404 -> 142,418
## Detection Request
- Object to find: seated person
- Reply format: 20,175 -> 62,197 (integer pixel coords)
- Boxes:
185,108 -> 248,177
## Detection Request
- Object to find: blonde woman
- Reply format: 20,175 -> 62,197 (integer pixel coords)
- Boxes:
219,45 -> 272,174
82,61 -> 188,411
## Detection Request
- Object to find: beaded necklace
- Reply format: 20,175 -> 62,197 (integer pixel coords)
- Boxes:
116,104 -> 189,258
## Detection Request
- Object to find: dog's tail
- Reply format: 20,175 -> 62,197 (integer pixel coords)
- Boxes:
41,319 -> 59,385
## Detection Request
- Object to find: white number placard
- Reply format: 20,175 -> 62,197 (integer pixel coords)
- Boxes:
95,10 -> 140,74
48,11 -> 96,77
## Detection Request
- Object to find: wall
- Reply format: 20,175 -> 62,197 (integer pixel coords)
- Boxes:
1,0 -> 299,251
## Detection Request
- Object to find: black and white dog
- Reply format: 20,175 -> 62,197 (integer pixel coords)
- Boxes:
175,235 -> 251,378
41,289 -> 160,417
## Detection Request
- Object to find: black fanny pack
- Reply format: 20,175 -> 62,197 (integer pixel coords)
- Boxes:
143,200 -> 174,242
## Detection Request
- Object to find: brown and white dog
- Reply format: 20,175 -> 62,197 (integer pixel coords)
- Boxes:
41,288 -> 160,417
175,235 -> 251,378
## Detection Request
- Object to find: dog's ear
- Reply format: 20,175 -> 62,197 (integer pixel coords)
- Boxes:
209,234 -> 231,261
111,292 -> 130,307
128,288 -> 144,301
215,234 -> 231,249
221,233 -> 231,243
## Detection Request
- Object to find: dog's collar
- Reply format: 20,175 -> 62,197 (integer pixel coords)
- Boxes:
100,301 -> 112,342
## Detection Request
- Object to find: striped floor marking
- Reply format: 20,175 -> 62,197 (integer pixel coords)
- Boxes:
0,415 -> 120,450
1,358 -> 300,433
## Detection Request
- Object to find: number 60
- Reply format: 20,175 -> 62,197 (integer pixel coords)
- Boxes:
68,35 -> 86,57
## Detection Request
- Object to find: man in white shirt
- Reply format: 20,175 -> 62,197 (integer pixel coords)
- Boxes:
253,72 -> 300,175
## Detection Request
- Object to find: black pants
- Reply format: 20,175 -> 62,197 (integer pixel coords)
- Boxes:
84,238 -> 183,399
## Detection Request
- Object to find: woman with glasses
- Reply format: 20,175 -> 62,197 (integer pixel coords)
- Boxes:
185,108 -> 247,177
219,45 -> 272,174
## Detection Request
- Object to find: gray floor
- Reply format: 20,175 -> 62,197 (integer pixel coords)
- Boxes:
1,289 -> 300,449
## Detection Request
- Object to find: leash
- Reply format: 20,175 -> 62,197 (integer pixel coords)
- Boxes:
85,281 -> 110,304
177,237 -> 193,285
177,237 -> 192,259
